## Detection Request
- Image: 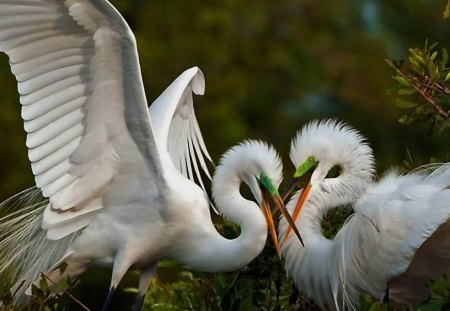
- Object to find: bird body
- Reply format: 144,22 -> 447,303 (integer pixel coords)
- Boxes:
279,120 -> 450,310
0,0 -> 293,308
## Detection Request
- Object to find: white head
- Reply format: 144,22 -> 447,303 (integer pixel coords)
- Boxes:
213,140 -> 282,203
285,120 -> 375,230
212,140 -> 303,255
291,120 -> 374,186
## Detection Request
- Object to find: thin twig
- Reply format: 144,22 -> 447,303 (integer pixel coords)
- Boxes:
392,66 -> 449,118
42,274 -> 91,311
413,77 -> 450,96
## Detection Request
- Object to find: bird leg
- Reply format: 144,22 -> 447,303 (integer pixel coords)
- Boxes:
133,264 -> 158,311
383,281 -> 390,305
133,295 -> 145,311
102,256 -> 131,311
101,287 -> 116,311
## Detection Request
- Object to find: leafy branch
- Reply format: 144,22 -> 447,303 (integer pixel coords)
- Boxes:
386,42 -> 450,132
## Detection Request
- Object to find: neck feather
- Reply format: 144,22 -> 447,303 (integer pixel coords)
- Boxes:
175,150 -> 268,272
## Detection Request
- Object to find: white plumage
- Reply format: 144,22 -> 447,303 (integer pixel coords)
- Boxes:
0,1 -> 293,309
279,120 -> 450,310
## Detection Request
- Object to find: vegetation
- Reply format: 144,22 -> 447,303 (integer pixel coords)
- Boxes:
1,0 -> 450,310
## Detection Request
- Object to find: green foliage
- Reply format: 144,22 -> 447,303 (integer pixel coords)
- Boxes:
358,294 -> 388,311
321,206 -> 353,240
387,42 -> 450,133
417,276 -> 450,311
1,271 -> 83,311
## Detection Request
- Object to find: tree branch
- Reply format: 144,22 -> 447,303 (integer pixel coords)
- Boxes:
391,65 -> 449,118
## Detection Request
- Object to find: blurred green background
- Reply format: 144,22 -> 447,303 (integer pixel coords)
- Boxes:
0,0 -> 449,201
0,0 -> 449,310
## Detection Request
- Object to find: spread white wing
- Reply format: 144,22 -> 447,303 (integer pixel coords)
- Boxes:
0,0 -> 165,239
149,67 -> 213,191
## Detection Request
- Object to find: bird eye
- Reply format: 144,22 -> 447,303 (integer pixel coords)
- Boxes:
259,173 -> 268,182
308,156 -> 315,163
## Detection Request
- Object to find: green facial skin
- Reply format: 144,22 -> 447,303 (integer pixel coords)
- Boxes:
294,156 -> 317,178
257,173 -> 281,198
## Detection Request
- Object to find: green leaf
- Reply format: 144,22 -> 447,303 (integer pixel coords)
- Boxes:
216,273 -> 227,290
158,260 -> 181,268
444,71 -> 450,81
409,57 -> 421,69
395,99 -> 418,108
444,0 -> 450,18
443,48 -> 449,66
428,42 -> 438,52
412,53 -> 426,66
398,115 -> 411,124
397,89 -> 415,96
39,274 -> 49,293
392,75 -> 410,87
430,51 -> 438,61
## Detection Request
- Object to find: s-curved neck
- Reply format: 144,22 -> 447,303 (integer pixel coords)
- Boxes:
187,189 -> 267,272
175,146 -> 270,272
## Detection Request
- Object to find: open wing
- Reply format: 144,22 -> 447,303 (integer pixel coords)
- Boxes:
149,67 -> 213,191
0,0 -> 165,239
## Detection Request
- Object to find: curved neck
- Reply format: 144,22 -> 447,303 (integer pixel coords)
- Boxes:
281,182 -> 356,308
174,162 -> 268,272
281,169 -> 372,299
298,170 -> 370,240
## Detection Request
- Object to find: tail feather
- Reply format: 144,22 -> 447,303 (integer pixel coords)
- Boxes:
0,187 -> 76,307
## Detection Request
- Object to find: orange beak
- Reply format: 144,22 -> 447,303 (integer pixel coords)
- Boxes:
261,192 -> 282,259
261,187 -> 304,258
284,181 -> 311,240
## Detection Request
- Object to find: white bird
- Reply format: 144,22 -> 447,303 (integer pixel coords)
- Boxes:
279,120 -> 450,310
0,0 -> 301,309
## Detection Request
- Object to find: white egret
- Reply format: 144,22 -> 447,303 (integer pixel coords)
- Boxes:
0,0 -> 302,309
279,120 -> 450,310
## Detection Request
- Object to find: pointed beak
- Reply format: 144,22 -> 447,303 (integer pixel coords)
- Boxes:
261,186 -> 305,255
281,177 -> 301,202
283,156 -> 317,240
284,179 -> 311,240
260,189 -> 282,258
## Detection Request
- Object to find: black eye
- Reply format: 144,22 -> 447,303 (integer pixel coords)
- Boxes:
325,165 -> 342,179
259,174 -> 267,182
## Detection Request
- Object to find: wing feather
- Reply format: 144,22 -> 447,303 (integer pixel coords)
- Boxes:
22,85 -> 87,121
149,67 -> 213,192
28,123 -> 84,162
24,96 -> 86,132
0,0 -> 164,239
340,168 -> 450,306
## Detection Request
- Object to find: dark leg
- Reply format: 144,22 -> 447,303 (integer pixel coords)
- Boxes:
383,281 -> 390,305
133,294 -> 145,311
101,286 -> 116,311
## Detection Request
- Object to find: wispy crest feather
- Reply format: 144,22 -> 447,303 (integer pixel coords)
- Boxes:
290,119 -> 372,169
212,140 -> 283,217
